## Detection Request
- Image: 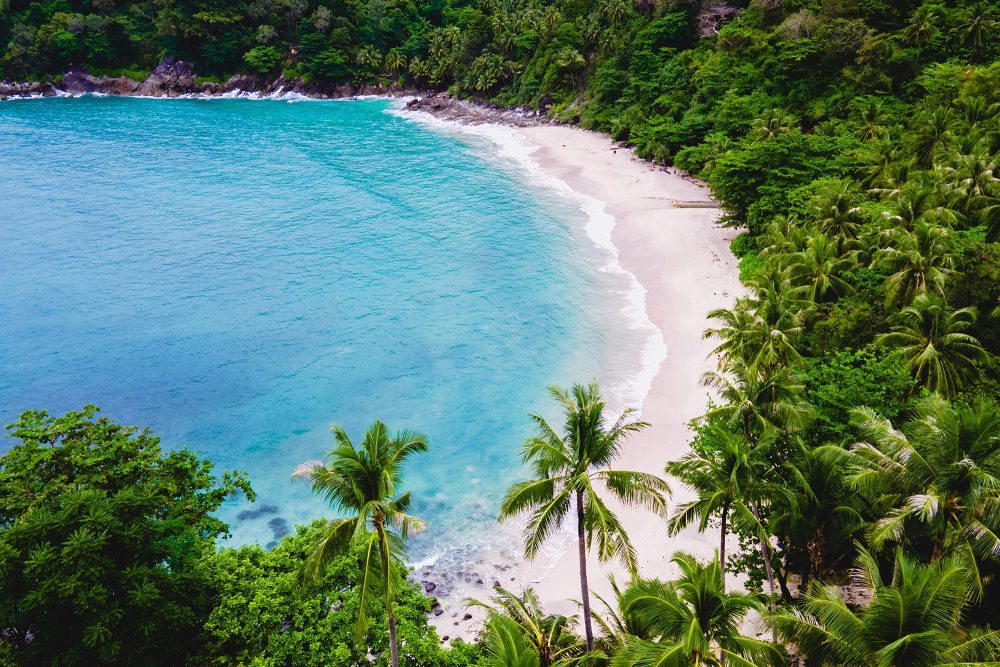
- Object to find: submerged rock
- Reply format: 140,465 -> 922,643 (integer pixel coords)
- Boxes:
236,503 -> 279,520
267,516 -> 290,539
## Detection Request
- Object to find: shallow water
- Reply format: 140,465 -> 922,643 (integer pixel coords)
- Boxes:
0,96 -> 651,564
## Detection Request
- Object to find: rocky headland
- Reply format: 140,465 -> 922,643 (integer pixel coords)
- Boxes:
0,55 -> 552,129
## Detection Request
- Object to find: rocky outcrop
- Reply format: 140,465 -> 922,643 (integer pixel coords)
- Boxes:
135,56 -> 196,97
62,65 -> 139,96
0,80 -> 57,99
404,92 -> 551,126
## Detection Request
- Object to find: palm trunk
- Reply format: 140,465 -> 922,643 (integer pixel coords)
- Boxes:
375,520 -> 399,667
577,489 -> 594,652
387,602 -> 399,667
720,494 -> 731,590
719,495 -> 731,667
750,499 -> 777,611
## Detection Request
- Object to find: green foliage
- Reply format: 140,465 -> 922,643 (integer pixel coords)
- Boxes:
0,406 -> 252,666
802,346 -> 915,443
243,45 -> 283,74
197,522 -> 481,666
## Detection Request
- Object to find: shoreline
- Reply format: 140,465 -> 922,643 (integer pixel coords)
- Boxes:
514,124 -> 743,616
5,90 -> 743,643
398,112 -> 742,641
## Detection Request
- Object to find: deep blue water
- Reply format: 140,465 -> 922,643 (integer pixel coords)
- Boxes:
0,96 -> 643,560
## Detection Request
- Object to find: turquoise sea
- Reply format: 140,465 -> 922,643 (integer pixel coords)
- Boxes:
0,96 -> 655,569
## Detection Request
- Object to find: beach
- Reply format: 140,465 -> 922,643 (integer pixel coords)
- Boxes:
422,120 -> 744,641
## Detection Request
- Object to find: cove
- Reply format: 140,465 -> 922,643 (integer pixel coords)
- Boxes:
0,96 -> 645,563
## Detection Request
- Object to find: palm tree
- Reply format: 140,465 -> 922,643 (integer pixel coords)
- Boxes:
705,272 -> 810,371
702,359 -> 812,602
383,48 -> 407,74
786,234 -> 856,303
665,423 -> 767,585
903,3 -> 941,47
856,99 -> 890,141
956,1 -> 998,48
769,445 -> 864,589
499,383 -> 671,651
751,109 -> 797,141
611,553 -> 785,667
823,396 -> 1000,592
812,180 -> 864,249
873,222 -> 957,307
876,292 -> 985,397
470,587 -> 585,667
768,547 -> 1000,666
293,421 -> 428,667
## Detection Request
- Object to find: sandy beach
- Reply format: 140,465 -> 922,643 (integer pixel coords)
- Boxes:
422,120 -> 744,642
516,124 -> 744,615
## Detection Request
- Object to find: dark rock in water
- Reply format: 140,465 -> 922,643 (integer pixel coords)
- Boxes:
433,607 -> 444,617
441,636 -> 449,642
236,503 -> 279,521
463,613 -> 472,621
422,581 -> 436,593
475,578 -> 483,586
404,92 -> 552,127
268,517 -> 290,539
0,80 -> 58,99
61,65 -> 139,96
136,56 -> 196,97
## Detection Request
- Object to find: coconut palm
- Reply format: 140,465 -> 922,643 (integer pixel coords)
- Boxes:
383,48 -> 407,73
903,3 -> 941,46
876,292 -> 985,397
956,1 -> 998,48
611,553 -> 785,667
769,445 -> 864,589
471,587 -> 585,667
704,269 -> 812,372
873,222 -> 957,307
499,383 -> 671,651
702,359 -> 812,602
856,100 -> 890,141
786,235 -> 856,303
812,180 -> 864,248
665,423 -> 769,584
293,421 -> 428,667
768,547 -> 1000,666
751,109 -> 797,141
823,396 -> 1000,592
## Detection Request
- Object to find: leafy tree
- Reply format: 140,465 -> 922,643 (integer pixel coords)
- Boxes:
243,45 -> 283,74
292,421 -> 427,667
0,406 -> 252,666
499,383 -> 670,652
197,521 -> 480,666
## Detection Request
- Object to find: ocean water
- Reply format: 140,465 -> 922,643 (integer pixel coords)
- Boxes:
0,96 -> 659,573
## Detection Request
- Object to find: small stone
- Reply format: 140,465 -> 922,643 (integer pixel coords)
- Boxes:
463,613 -> 472,620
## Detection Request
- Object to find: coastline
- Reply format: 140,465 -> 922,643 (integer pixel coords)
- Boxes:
513,125 -> 743,616
5,89 -> 743,643
399,113 -> 743,641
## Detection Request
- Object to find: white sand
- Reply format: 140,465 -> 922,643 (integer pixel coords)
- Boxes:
423,121 -> 743,644
512,125 -> 744,619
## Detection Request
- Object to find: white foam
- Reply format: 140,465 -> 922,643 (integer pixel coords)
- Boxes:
391,103 -> 668,419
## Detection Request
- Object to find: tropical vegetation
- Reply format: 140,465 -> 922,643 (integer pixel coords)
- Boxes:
2,0 -> 1000,662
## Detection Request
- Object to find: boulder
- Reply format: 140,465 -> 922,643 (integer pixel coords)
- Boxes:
136,56 -> 196,97
61,65 -> 139,95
